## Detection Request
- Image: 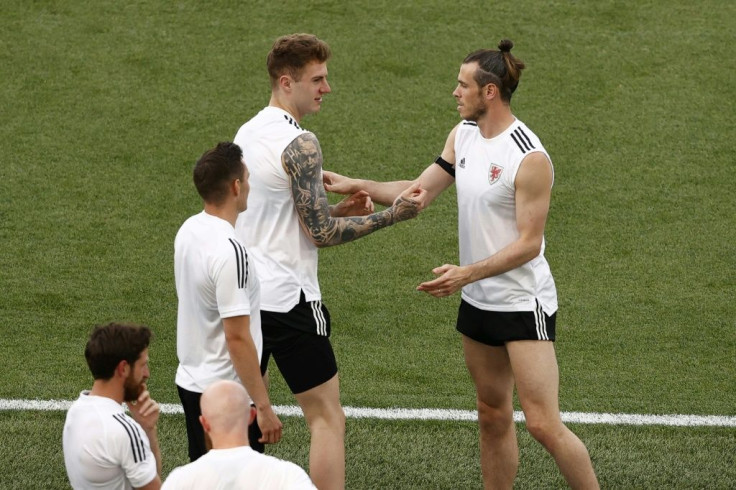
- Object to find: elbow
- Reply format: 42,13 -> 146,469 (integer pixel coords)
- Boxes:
306,232 -> 334,248
299,221 -> 335,248
312,238 -> 331,248
225,334 -> 243,346
300,217 -> 349,248
304,221 -> 344,248
530,242 -> 543,259
520,240 -> 543,263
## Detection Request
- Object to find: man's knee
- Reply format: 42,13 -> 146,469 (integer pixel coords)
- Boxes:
302,397 -> 345,433
312,404 -> 345,432
524,414 -> 564,448
477,398 -> 514,437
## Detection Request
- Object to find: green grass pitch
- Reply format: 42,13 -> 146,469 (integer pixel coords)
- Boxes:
0,1 -> 734,488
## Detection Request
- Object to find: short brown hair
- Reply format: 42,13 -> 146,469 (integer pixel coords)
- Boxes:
463,39 -> 526,103
193,142 -> 245,205
84,323 -> 152,380
267,33 -> 331,86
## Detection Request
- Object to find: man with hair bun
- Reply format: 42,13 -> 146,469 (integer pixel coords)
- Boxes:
324,40 -> 600,489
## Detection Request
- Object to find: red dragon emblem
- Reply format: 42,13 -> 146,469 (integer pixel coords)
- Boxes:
489,164 -> 503,185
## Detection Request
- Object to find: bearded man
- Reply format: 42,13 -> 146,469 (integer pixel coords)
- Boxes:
63,322 -> 162,490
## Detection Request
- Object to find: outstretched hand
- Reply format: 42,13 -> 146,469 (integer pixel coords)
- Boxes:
331,190 -> 375,217
323,170 -> 357,195
417,264 -> 471,298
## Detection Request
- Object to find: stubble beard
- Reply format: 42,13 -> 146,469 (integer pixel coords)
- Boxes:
464,102 -> 486,122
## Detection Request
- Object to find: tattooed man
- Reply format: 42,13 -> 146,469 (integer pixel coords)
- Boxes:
233,33 -> 425,490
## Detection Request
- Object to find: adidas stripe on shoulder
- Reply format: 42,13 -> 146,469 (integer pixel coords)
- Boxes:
509,126 -> 536,154
227,238 -> 249,289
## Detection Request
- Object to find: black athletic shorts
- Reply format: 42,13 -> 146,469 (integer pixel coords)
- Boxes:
260,292 -> 337,395
456,299 -> 556,347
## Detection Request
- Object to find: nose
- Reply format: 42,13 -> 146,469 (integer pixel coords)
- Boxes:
322,80 -> 331,94
452,86 -> 460,98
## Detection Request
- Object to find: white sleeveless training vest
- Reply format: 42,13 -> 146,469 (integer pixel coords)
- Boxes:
454,118 -> 558,315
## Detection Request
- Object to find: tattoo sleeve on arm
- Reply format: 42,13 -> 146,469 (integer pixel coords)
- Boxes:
282,133 -> 415,247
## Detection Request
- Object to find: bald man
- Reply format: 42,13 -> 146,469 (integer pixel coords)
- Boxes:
162,381 -> 315,489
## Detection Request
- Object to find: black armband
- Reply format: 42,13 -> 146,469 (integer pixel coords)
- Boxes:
434,156 -> 455,177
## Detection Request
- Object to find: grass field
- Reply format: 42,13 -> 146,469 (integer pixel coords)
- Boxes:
1,0 -> 734,488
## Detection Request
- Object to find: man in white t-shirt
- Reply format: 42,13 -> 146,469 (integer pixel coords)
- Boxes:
174,142 -> 282,463
162,380 -> 315,490
63,322 -> 162,490
233,33 -> 426,490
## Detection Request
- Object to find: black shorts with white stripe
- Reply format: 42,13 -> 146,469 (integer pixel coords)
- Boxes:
260,291 -> 337,394
261,290 -> 331,336
456,299 -> 556,347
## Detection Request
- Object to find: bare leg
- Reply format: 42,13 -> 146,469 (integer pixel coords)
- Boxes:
294,374 -> 346,490
507,341 -> 599,489
462,335 -> 517,490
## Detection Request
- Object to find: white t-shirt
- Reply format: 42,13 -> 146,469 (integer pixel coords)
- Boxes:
162,446 -> 316,490
63,392 -> 157,490
234,106 -> 321,312
454,118 -> 558,315
174,211 -> 262,396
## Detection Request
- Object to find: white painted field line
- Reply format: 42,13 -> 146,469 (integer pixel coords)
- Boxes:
1,398 -> 735,427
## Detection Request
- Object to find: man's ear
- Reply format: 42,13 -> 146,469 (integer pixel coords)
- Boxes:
199,414 -> 211,433
248,405 -> 257,426
279,74 -> 292,91
116,360 -> 130,378
485,83 -> 498,100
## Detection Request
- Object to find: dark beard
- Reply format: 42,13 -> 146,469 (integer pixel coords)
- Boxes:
123,376 -> 143,402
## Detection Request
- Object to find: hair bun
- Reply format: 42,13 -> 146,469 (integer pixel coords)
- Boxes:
498,39 -> 514,53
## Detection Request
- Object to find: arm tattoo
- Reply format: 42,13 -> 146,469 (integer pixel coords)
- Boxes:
282,133 -> 416,247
